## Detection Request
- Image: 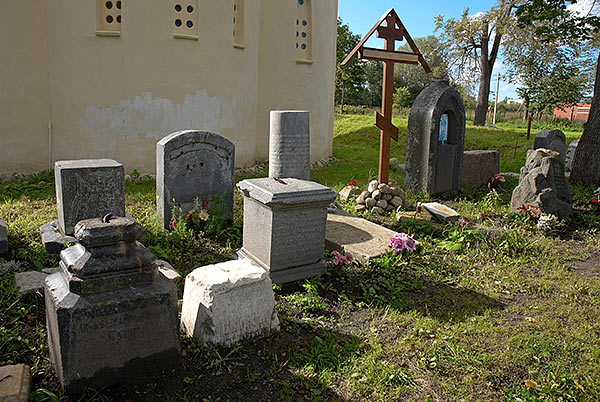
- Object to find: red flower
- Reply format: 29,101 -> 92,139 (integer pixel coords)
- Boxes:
590,199 -> 599,205
202,200 -> 209,207
348,180 -> 357,187
170,221 -> 177,229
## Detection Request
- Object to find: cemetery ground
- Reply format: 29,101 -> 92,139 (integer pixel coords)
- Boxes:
2,114 -> 600,401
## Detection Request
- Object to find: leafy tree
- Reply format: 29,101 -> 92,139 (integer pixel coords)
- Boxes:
516,0 -> 600,185
336,18 -> 365,113
393,87 -> 412,108
503,21 -> 595,136
436,0 -> 516,126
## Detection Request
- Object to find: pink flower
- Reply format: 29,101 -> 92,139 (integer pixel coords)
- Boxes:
390,233 -> 417,255
458,218 -> 468,227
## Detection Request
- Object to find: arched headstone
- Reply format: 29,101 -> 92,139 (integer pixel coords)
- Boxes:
157,130 -> 235,230
404,80 -> 466,195
534,129 -> 566,165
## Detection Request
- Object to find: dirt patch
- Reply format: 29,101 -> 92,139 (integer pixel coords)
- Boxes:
568,251 -> 600,278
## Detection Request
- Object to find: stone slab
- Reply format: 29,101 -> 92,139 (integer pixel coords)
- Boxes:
13,271 -> 48,297
0,261 -> 23,276
157,130 -> 235,230
180,259 -> 279,347
421,202 -> 460,222
237,177 -> 337,207
566,138 -> 580,171
54,159 -> 125,235
462,150 -> 500,188
325,210 -> 398,263
0,364 -> 31,402
40,221 -> 77,254
0,219 -> 7,255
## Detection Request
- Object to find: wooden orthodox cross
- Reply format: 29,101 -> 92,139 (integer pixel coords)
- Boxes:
342,9 -> 431,184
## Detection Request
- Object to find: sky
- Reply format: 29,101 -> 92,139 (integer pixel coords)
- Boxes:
337,0 -> 519,100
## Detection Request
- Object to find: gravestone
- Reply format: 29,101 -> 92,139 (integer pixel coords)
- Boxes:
510,148 -> 572,218
0,364 -> 31,402
45,216 -> 180,394
236,178 -> 336,284
0,219 -> 7,255
181,259 -> 279,347
54,160 -> 125,235
269,111 -> 310,180
534,129 -> 566,164
566,138 -> 580,171
157,130 -> 235,230
462,150 -> 500,188
405,80 -> 466,195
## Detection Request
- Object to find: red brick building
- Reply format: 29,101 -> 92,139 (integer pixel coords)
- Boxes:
553,104 -> 591,122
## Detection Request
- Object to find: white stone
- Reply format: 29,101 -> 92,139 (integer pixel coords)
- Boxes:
338,185 -> 361,202
389,157 -> 398,166
180,259 -> 280,347
365,198 -> 376,208
367,180 -> 379,193
421,202 -> 460,222
376,199 -> 388,209
156,260 -> 181,284
371,189 -> 382,200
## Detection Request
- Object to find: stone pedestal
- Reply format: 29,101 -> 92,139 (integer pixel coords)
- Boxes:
54,159 -> 125,235
462,150 -> 500,188
236,178 -> 336,284
269,111 -> 310,180
44,216 -> 180,394
180,259 -> 279,347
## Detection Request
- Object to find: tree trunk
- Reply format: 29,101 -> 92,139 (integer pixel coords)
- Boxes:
474,47 -> 492,126
570,52 -> 600,186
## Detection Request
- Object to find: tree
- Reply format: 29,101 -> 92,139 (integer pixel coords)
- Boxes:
394,35 -> 450,105
436,0 -> 516,126
516,0 -> 600,185
503,21 -> 595,137
335,18 -> 365,114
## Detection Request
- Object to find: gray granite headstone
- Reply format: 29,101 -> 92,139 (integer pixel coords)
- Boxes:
44,216 -> 180,394
566,138 -> 580,171
534,129 -> 566,164
404,80 -> 466,195
0,219 -> 7,255
236,178 -> 336,284
54,159 -> 125,235
269,111 -> 310,180
157,130 -> 235,230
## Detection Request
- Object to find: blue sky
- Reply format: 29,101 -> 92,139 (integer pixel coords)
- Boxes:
337,0 -> 519,100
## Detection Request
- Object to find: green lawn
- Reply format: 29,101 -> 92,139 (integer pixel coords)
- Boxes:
1,114 -> 599,402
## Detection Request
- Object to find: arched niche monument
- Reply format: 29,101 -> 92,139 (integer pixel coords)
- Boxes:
404,80 -> 466,195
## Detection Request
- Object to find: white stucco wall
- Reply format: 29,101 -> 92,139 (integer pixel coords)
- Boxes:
0,0 -> 337,174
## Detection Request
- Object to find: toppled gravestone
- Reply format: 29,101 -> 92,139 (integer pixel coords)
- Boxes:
510,148 -> 573,218
44,215 -> 180,394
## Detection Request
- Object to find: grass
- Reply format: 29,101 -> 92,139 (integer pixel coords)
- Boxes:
1,114 -> 599,401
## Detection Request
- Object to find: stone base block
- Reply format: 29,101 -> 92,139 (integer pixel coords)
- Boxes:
40,221 -> 77,254
181,259 -> 279,347
0,364 -> 31,402
236,248 -> 326,284
462,150 -> 500,188
13,271 -> 49,297
0,219 -> 7,255
44,273 -> 180,394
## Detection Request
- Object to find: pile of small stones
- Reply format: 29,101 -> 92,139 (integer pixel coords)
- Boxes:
356,180 -> 410,214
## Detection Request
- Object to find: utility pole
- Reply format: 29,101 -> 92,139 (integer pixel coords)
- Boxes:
492,72 -> 500,125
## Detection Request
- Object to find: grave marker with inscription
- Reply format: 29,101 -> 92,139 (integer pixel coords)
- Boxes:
404,80 -> 466,195
44,216 -> 180,394
157,130 -> 235,230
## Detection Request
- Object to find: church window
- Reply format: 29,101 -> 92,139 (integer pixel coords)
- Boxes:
295,0 -> 312,62
173,1 -> 199,39
233,0 -> 245,48
96,0 -> 122,36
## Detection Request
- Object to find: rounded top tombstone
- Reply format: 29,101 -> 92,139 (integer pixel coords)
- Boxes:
404,80 -> 466,195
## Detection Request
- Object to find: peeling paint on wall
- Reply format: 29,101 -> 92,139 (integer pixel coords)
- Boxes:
80,91 -> 243,139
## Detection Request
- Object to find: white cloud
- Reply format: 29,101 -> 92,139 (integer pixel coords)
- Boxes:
568,0 -> 600,17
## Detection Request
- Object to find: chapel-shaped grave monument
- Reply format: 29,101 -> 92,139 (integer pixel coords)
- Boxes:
404,80 -> 466,195
342,8 -> 430,184
157,130 -> 235,230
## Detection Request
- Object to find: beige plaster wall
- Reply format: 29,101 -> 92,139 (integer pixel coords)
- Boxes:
0,1 -> 50,173
255,0 -> 338,163
0,0 -> 337,174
